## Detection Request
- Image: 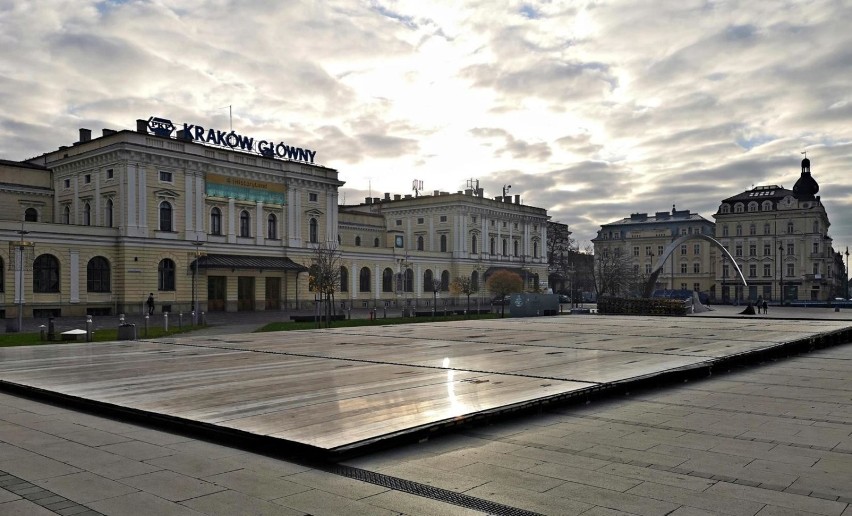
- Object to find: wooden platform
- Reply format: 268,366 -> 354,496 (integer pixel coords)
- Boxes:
0,316 -> 848,454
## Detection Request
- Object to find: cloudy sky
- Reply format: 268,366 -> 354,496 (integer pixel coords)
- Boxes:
1,0 -> 851,249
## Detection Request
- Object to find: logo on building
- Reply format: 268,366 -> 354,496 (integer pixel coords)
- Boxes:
146,115 -> 317,164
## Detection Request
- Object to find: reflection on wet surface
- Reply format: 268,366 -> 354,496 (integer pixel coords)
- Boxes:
0,316 -> 847,451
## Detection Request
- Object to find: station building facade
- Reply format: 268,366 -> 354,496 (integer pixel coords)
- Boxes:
0,118 -> 549,319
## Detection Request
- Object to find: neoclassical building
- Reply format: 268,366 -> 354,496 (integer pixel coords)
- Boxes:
592,207 -> 717,298
0,117 -> 549,319
714,157 -> 843,303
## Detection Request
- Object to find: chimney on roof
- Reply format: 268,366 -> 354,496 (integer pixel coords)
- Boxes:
102,129 -> 116,136
136,119 -> 147,133
394,194 -> 401,200
79,128 -> 91,142
384,192 -> 391,201
514,194 -> 520,204
365,197 -> 373,204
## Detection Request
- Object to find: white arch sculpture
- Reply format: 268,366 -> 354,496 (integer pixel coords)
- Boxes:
642,233 -> 747,299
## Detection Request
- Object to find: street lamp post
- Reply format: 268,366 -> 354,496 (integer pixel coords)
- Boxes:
14,225 -> 30,333
191,238 -> 205,325
845,247 -> 849,300
779,243 -> 784,304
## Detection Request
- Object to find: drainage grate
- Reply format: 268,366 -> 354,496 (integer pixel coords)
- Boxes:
0,469 -> 103,515
325,464 -> 544,516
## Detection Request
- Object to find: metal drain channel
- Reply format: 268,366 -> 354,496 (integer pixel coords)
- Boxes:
323,463 -> 544,516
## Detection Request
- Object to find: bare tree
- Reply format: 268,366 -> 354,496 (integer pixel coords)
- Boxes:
592,246 -> 635,298
486,269 -> 523,318
308,242 -> 342,327
450,275 -> 477,316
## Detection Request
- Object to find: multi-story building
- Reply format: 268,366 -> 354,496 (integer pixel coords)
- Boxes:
713,157 -> 841,303
592,207 -> 717,298
0,117 -> 548,321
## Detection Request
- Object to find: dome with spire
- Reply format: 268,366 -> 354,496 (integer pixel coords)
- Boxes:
793,157 -> 819,200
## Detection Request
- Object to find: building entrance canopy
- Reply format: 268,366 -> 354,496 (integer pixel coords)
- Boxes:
191,254 -> 308,272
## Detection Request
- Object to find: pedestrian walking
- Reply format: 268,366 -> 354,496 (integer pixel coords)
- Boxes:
762,300 -> 768,314
146,293 -> 155,315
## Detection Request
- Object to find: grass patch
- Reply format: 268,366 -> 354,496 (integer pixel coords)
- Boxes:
257,312 -> 499,333
0,325 -> 201,347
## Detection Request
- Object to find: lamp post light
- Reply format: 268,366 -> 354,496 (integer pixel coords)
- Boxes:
14,224 -> 31,333
779,243 -> 785,304
431,279 -> 441,319
191,238 -> 205,325
845,247 -> 849,300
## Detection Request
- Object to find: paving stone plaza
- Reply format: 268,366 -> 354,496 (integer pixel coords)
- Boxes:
0,310 -> 850,515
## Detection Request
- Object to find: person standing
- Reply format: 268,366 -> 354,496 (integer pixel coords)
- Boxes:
762,300 -> 768,314
146,293 -> 155,315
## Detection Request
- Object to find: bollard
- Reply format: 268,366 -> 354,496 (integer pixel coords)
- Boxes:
347,307 -> 351,320
39,324 -> 46,341
47,317 -> 56,341
191,310 -> 196,326
164,312 -> 169,331
201,312 -> 206,325
86,316 -> 93,342
383,307 -> 387,318
144,315 -> 149,337
178,312 -> 182,329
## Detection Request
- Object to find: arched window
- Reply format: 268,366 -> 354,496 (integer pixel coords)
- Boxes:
382,268 -> 394,292
158,258 -> 176,291
359,267 -> 371,292
423,269 -> 434,292
309,218 -> 318,243
513,240 -> 519,257
210,207 -> 222,235
355,236 -> 361,246
24,208 -> 37,222
374,238 -> 380,247
734,203 -> 744,213
239,210 -> 251,237
86,256 -> 110,292
159,201 -> 173,231
787,222 -> 794,234
721,204 -> 730,214
748,202 -> 758,212
471,270 -> 479,291
471,235 -> 477,254
267,213 -> 277,239
340,266 -> 348,292
105,199 -> 113,227
404,268 -> 414,292
33,254 -> 60,293
502,239 -> 508,256
440,270 -> 450,291
762,201 -> 772,211
417,235 -> 424,251
63,205 -> 70,224
440,234 -> 447,252
490,238 -> 495,255
83,202 -> 91,226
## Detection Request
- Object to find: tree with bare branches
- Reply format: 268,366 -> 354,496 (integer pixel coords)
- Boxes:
450,275 -> 477,317
308,242 -> 342,328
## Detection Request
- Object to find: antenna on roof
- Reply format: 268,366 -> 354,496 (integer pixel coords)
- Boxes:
218,105 -> 232,131
801,150 -> 807,158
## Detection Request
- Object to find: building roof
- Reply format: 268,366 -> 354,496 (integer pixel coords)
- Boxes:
721,185 -> 793,203
191,254 -> 308,272
602,210 -> 712,227
0,159 -> 49,171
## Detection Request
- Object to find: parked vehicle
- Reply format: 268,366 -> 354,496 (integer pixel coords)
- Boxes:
491,296 -> 510,305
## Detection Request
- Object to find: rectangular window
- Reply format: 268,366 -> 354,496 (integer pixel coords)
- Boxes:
159,170 -> 173,182
764,244 -> 771,256
680,245 -> 686,255
657,245 -> 663,256
787,243 -> 794,255
749,244 -> 756,257
763,264 -> 771,277
787,263 -> 794,276
395,219 -> 402,226
693,243 -> 700,254
749,264 -> 756,277
472,216 -> 476,223
693,263 -> 700,273
633,246 -> 639,257
735,245 -> 742,257
84,174 -> 91,184
309,193 -> 318,202
441,216 -> 448,222
645,264 -> 651,274
693,283 -> 700,292
813,263 -> 819,275
645,246 -> 652,256
417,217 -> 424,224
723,265 -> 729,278
680,262 -> 687,273
106,168 -> 114,179
813,242 -> 819,254
63,178 -> 70,189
